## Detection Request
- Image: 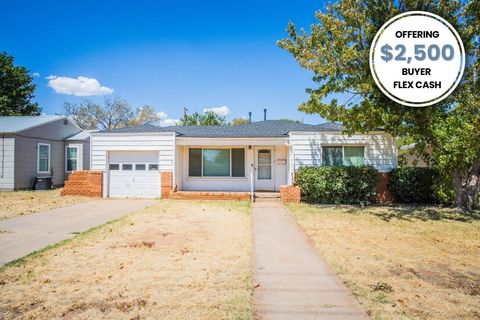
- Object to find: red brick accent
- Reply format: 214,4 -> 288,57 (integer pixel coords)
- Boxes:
169,191 -> 251,201
61,171 -> 103,197
377,173 -> 395,203
161,171 -> 173,199
280,185 -> 301,203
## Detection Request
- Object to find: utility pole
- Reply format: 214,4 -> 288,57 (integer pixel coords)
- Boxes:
183,107 -> 189,123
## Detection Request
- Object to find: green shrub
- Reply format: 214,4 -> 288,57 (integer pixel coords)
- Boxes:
296,166 -> 378,205
389,167 -> 437,203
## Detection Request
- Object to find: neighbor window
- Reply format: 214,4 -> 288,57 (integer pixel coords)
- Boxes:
148,164 -> 159,170
37,143 -> 50,173
109,164 -> 120,170
322,146 -> 365,166
188,148 -> 245,177
66,146 -> 78,172
135,164 -> 146,170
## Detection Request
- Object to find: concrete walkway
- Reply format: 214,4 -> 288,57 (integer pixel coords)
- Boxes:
252,200 -> 369,320
0,199 -> 155,265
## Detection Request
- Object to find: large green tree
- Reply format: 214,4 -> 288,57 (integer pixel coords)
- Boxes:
0,52 -> 40,115
279,0 -> 479,211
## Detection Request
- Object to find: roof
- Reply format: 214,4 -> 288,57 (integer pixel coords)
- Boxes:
102,120 -> 347,138
65,130 -> 97,141
0,115 -> 67,133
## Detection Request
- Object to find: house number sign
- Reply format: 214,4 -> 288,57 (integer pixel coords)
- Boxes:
370,11 -> 465,107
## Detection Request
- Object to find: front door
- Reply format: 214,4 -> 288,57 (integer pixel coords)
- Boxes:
255,148 -> 274,191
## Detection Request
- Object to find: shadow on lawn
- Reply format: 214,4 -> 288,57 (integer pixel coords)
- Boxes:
345,205 -> 480,223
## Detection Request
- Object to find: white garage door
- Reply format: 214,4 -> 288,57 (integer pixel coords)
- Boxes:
108,151 -> 160,198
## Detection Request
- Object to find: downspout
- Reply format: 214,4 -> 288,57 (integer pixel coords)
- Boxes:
1,134 -> 4,178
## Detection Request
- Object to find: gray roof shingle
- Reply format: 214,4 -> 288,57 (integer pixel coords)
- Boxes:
0,115 -> 66,133
103,120 -> 347,138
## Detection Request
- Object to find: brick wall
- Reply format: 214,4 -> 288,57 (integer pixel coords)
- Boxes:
280,185 -> 301,203
161,171 -> 173,199
61,171 -> 103,197
377,172 -> 395,203
170,191 -> 251,201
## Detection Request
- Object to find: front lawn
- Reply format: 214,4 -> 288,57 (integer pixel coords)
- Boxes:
0,189 -> 92,220
286,203 -> 480,320
0,200 -> 253,319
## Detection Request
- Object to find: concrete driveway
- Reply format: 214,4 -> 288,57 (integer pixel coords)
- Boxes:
0,199 -> 155,265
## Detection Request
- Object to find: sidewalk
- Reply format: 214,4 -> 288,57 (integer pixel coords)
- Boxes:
252,200 -> 369,319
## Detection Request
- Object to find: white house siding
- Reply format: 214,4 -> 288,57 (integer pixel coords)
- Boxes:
90,133 -> 176,171
288,131 -> 397,180
0,136 -> 14,190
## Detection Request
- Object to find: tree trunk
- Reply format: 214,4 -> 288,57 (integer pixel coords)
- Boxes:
453,158 -> 480,212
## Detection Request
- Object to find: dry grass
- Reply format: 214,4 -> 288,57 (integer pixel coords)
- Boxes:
0,189 -> 91,220
286,203 -> 480,320
0,200 -> 253,320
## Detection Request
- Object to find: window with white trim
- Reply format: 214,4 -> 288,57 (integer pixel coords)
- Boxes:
322,146 -> 365,166
66,146 -> 78,172
38,143 -> 50,173
188,148 -> 245,177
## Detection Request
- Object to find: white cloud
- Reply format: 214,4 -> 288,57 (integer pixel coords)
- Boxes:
153,111 -> 179,127
32,72 -> 40,78
203,105 -> 230,116
47,75 -> 114,96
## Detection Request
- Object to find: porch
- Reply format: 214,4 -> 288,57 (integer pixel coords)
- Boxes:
172,138 -> 290,194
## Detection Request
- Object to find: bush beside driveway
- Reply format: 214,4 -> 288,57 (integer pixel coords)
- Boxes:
286,203 -> 480,320
0,189 -> 91,221
0,200 -> 252,320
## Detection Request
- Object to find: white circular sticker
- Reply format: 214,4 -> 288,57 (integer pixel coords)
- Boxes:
370,11 -> 465,107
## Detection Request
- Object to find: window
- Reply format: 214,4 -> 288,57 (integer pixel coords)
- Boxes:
189,148 -> 202,177
135,164 -> 146,170
109,164 -> 120,170
66,146 -> 78,172
122,164 -> 133,170
188,148 -> 245,178
148,164 -> 159,170
344,146 -> 365,166
203,149 -> 230,176
322,146 -> 343,166
232,149 -> 245,177
322,146 -> 365,166
37,144 -> 50,173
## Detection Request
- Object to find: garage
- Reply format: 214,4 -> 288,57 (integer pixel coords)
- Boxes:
108,151 -> 160,198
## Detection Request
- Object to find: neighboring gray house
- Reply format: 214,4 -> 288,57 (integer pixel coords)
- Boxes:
0,115 -> 92,190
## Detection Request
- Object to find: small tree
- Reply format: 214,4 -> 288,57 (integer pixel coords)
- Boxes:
0,52 -> 40,116
129,105 -> 162,126
231,116 -> 249,126
179,110 -> 227,126
278,0 -> 480,211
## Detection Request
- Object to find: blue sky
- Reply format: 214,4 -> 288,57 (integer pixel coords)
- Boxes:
1,0 -> 330,124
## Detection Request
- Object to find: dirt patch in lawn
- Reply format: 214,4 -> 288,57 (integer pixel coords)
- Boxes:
287,204 -> 480,320
0,189 -> 91,220
0,200 -> 253,320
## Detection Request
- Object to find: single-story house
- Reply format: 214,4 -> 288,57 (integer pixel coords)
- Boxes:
87,120 -> 397,198
0,115 -> 92,190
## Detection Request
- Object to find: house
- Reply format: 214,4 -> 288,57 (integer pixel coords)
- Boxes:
83,120 -> 397,198
0,115 -> 92,190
